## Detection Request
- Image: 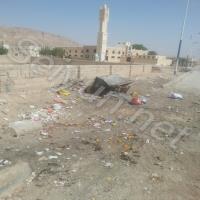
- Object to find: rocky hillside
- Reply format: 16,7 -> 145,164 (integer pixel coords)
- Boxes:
0,26 -> 80,47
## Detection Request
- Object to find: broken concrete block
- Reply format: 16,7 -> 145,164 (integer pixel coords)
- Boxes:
85,75 -> 132,96
0,162 -> 32,198
9,120 -> 42,135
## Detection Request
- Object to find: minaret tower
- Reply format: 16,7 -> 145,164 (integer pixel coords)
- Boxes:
96,4 -> 109,62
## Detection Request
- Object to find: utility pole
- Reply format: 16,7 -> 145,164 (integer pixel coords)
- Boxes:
174,0 -> 190,75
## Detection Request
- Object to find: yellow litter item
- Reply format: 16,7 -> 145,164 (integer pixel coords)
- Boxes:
131,91 -> 139,97
57,89 -> 71,96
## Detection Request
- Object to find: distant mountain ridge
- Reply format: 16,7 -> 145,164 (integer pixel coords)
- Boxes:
0,26 -> 80,47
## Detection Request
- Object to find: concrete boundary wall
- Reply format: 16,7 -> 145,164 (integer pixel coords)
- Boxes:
0,64 -> 156,80
0,64 -> 172,86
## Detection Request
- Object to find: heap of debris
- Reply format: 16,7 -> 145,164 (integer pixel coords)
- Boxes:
85,75 -> 132,96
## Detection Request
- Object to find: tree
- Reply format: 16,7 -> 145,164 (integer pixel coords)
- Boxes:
0,46 -> 8,55
40,47 -> 65,58
40,47 -> 52,56
132,44 -> 148,51
148,51 -> 157,55
179,57 -> 189,67
51,47 -> 65,58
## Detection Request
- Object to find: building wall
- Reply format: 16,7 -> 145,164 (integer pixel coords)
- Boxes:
131,49 -> 148,56
132,55 -> 157,65
156,55 -> 172,66
64,46 -> 96,60
64,46 -> 172,66
106,46 -> 127,63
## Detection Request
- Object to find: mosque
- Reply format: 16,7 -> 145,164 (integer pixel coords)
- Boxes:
64,4 -> 172,66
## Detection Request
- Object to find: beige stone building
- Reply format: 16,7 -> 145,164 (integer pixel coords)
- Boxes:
64,4 -> 172,66
156,55 -> 172,66
64,43 -> 172,66
65,46 -> 96,60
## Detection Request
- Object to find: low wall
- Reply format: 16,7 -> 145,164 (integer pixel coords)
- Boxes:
0,64 -> 154,81
0,64 -> 172,93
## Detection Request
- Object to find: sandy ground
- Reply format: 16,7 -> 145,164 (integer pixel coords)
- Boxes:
166,66 -> 200,95
0,71 -> 200,200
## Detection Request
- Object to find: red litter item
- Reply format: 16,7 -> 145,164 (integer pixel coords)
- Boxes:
47,107 -> 53,113
131,97 -> 142,105
54,97 -> 64,104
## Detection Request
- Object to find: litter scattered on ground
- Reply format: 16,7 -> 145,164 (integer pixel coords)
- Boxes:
53,103 -> 62,111
36,151 -> 44,156
169,92 -> 184,100
17,102 -> 66,125
129,91 -> 148,105
146,139 -> 150,144
130,96 -> 147,105
26,172 -> 36,185
48,155 -> 59,160
103,161 -> 113,168
40,130 -> 49,137
57,89 -> 71,96
54,180 -> 65,187
151,173 -> 162,182
55,152 -> 62,156
140,96 -> 148,104
53,96 -> 67,104
0,159 -> 12,167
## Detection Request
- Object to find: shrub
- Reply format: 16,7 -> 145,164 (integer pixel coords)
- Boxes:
0,46 -> 8,55
40,47 -> 65,58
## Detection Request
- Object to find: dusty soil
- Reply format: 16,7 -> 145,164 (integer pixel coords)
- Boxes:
0,73 -> 200,200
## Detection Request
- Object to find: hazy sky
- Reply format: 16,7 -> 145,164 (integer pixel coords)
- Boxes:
1,0 -> 200,58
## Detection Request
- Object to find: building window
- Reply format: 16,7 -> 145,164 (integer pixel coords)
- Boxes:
127,57 -> 131,62
75,50 -> 77,53
118,51 -> 121,54
86,49 -> 89,53
94,49 -> 96,53
75,55 -> 77,57
85,55 -> 89,58
118,56 -> 120,59
69,50 -> 71,53
112,51 -> 115,54
80,55 -> 83,58
81,50 -> 84,53
122,52 -> 125,55
111,56 -> 115,58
